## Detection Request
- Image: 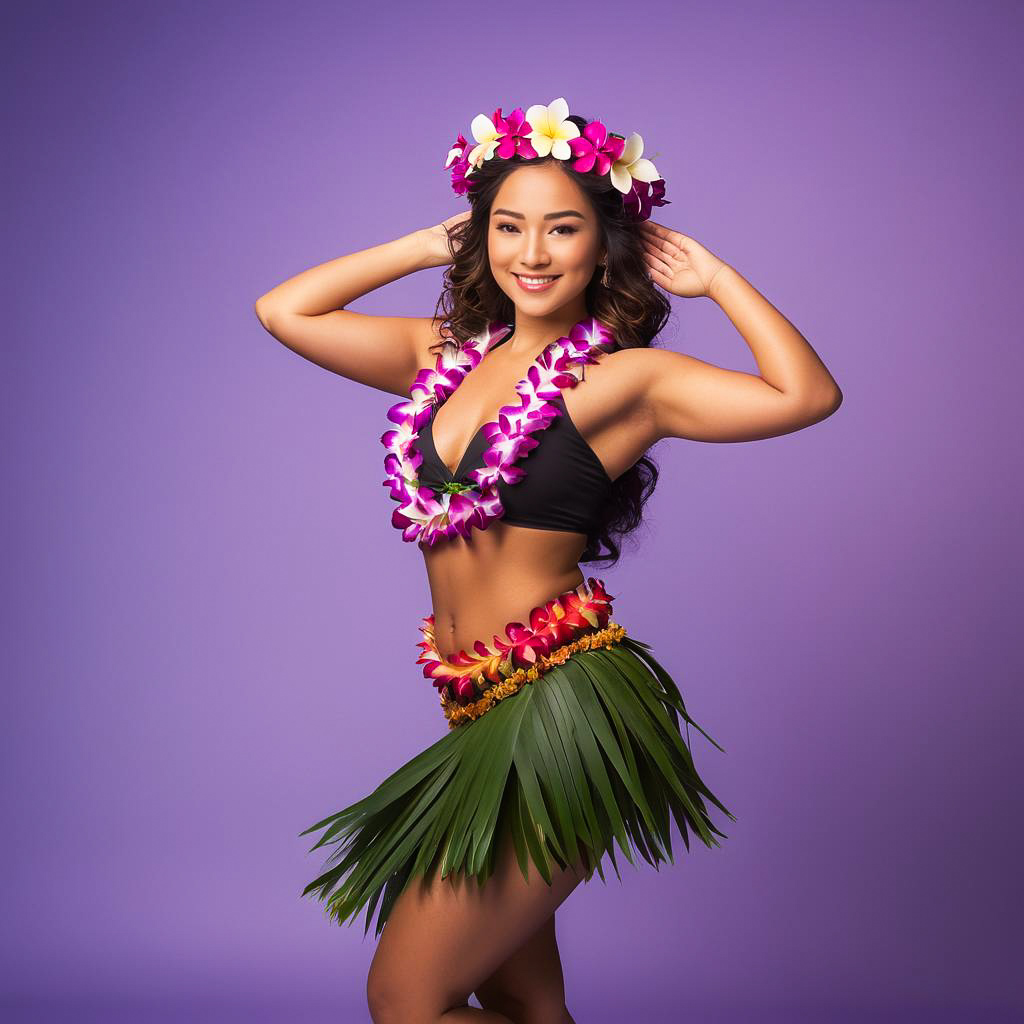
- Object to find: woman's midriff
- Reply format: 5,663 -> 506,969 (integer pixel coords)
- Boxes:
419,521 -> 590,661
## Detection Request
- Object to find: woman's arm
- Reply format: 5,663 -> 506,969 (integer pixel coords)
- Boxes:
639,223 -> 843,443
254,220 -> 461,396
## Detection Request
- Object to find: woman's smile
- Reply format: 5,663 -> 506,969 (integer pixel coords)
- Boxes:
513,272 -> 562,292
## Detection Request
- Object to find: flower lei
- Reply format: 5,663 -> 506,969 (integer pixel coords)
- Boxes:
381,317 -> 615,547
445,96 -> 671,223
416,576 -> 619,717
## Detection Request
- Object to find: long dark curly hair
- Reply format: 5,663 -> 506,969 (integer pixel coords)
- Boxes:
429,115 -> 672,566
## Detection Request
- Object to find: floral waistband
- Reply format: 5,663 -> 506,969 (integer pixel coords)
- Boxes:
416,576 -> 627,728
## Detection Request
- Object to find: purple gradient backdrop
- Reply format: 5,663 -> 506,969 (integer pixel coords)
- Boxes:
3,1 -> 1021,1021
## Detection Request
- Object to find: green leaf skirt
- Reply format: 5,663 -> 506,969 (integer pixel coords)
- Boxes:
299,629 -> 734,939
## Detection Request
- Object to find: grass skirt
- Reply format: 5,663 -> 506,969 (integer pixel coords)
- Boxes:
299,583 -> 734,939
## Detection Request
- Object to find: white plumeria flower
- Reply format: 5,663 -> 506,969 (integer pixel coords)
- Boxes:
524,97 -> 580,160
609,132 -> 661,194
466,114 -> 504,169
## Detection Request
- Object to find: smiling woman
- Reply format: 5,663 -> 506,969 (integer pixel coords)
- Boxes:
256,94 -> 840,1022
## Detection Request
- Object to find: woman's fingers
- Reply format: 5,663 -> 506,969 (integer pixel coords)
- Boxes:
642,239 -> 676,275
640,219 -> 685,250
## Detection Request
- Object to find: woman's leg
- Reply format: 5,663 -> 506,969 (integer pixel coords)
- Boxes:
473,843 -> 596,1019
473,913 -> 574,1023
366,830 -> 586,1024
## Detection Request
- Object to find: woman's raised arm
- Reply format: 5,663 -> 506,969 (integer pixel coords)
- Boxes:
637,221 -> 843,443
254,216 -> 466,396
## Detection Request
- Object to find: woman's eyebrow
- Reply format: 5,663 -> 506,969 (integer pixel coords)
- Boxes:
493,208 -> 586,221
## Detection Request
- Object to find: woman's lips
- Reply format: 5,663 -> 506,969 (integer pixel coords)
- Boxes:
513,273 -> 561,293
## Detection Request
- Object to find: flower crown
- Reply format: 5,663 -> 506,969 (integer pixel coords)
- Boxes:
444,96 -> 671,223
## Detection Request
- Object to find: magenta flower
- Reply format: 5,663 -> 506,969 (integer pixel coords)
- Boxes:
567,119 -> 626,176
444,132 -> 474,196
493,107 -> 539,160
450,156 -> 474,195
444,132 -> 469,169
623,177 -> 671,222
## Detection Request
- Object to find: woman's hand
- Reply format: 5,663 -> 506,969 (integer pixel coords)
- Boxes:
419,211 -> 472,269
639,220 -> 730,299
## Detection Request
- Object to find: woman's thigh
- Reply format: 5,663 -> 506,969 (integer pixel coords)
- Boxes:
367,832 -> 586,1022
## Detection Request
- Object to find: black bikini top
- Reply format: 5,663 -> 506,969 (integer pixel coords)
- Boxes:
415,331 -> 615,537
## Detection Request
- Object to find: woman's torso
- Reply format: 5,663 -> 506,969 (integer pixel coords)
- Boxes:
411,327 -> 658,659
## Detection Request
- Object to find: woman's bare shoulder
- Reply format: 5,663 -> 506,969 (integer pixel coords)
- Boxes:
586,344 -> 672,404
567,345 -> 663,437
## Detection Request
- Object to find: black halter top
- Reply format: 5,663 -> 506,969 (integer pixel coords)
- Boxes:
415,331 -> 615,536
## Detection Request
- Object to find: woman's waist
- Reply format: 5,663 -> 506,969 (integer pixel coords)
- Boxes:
426,565 -> 589,660
420,529 -> 589,651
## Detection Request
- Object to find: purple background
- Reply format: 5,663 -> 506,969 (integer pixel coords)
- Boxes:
4,1 -> 1021,1021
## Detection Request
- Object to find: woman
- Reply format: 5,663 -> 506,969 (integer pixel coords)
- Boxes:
255,98 -> 841,1023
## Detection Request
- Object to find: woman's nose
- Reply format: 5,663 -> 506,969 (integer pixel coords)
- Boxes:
521,232 -> 550,266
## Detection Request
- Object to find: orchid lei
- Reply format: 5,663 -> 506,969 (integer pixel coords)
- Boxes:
416,576 -> 619,713
445,96 -> 671,223
381,317 -> 616,547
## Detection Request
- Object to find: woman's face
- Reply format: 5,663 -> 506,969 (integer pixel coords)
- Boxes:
488,163 -> 604,316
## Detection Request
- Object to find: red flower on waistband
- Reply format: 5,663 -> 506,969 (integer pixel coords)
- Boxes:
415,577 -> 614,704
505,577 -> 613,666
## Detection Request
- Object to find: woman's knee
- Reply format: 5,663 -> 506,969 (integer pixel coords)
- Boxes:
365,960 -> 407,1024
367,960 -> 464,1024
367,902 -> 473,1024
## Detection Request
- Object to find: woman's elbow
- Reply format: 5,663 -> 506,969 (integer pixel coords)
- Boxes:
811,384 -> 843,421
254,298 -> 280,329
